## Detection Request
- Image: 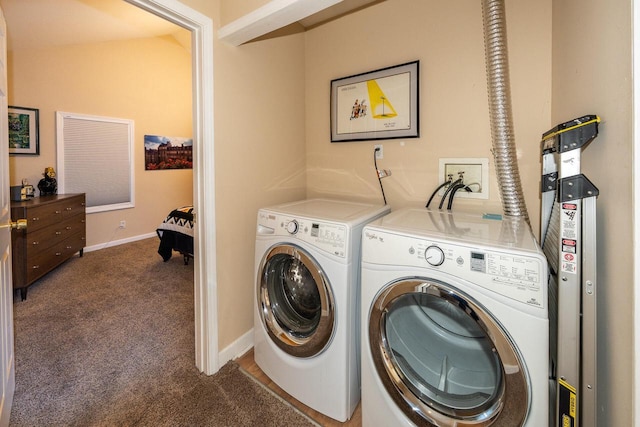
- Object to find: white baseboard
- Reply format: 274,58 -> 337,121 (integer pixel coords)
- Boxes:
219,328 -> 254,366
84,232 -> 157,253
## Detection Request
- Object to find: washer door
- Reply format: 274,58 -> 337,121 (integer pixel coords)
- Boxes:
257,243 -> 335,358
369,278 -> 529,426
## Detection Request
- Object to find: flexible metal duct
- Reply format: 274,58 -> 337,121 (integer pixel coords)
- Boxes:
481,0 -> 529,223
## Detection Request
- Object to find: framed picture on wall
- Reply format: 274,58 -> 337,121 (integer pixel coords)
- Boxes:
144,135 -> 193,170
330,60 -> 419,142
8,106 -> 39,155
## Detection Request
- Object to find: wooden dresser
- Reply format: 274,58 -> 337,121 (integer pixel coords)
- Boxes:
11,194 -> 86,300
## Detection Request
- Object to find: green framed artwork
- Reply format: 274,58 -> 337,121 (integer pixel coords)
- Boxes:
8,106 -> 39,155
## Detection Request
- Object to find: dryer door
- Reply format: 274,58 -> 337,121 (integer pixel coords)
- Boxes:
369,278 -> 529,427
257,243 -> 335,358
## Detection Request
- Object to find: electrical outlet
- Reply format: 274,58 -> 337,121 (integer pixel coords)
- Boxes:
119,220 -> 126,229
374,144 -> 383,159
438,158 -> 489,200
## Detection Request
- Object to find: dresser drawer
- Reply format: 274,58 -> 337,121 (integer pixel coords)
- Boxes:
22,203 -> 66,233
60,232 -> 86,257
25,216 -> 86,257
26,249 -> 67,284
61,196 -> 86,219
25,232 -> 86,284
13,194 -> 86,233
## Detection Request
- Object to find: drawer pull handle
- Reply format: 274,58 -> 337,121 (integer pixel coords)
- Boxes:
55,231 -> 62,235
66,226 -> 72,230
32,265 -> 39,269
66,207 -> 72,211
66,246 -> 72,250
32,217 -> 39,221
32,241 -> 39,245
55,210 -> 61,214
56,252 -> 62,256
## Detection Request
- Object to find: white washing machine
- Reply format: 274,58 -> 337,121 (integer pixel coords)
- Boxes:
360,208 -> 549,426
254,198 -> 390,422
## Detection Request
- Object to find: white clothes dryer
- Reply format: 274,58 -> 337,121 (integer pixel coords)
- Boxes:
254,198 -> 390,422
360,208 -> 549,426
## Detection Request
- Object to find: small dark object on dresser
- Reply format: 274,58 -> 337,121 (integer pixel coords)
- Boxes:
38,166 -> 58,196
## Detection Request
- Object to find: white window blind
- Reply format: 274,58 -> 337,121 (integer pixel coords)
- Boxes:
56,112 -> 135,213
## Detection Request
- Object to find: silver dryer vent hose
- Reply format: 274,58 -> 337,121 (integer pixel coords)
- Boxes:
481,0 -> 529,223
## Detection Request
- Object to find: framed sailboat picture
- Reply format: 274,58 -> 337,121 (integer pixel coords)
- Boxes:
330,61 -> 419,142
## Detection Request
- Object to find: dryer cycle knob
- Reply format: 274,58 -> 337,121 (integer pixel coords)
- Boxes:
424,245 -> 445,266
286,220 -> 299,234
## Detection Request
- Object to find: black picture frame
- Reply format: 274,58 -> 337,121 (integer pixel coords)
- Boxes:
8,106 -> 39,155
330,60 -> 419,142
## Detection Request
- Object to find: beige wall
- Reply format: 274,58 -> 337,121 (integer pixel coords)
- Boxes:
305,0 -> 551,238
552,0 -> 632,424
180,0 -> 307,348
213,34 -> 307,347
7,35 -> 193,247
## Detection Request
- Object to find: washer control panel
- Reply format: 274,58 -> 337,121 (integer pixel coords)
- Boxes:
258,211 -> 347,258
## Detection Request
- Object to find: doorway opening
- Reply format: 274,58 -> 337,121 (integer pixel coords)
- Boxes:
125,0 -> 218,375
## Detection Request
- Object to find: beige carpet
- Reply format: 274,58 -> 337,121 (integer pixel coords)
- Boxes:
9,237 -> 317,426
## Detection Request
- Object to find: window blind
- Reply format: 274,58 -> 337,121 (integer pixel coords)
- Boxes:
56,112 -> 135,213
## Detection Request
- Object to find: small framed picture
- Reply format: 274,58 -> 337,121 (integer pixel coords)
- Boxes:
331,61 -> 419,142
8,106 -> 39,155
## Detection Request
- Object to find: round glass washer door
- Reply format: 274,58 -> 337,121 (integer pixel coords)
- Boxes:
369,278 -> 529,426
257,243 -> 335,358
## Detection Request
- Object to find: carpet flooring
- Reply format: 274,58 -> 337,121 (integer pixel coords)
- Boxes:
9,237 -> 317,426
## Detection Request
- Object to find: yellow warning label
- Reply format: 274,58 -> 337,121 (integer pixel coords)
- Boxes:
570,390 -> 576,417
559,378 -> 577,393
558,379 -> 577,427
541,116 -> 601,143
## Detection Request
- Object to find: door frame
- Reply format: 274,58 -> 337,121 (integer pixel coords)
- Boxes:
634,0 -> 639,422
126,0 -> 218,374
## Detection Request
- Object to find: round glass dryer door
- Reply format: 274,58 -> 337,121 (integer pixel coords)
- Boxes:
369,278 -> 529,426
257,244 -> 335,358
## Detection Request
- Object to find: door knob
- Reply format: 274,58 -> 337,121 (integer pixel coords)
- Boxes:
0,219 -> 27,230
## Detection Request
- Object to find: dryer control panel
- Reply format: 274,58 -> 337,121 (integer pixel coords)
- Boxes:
258,211 -> 348,258
362,228 -> 547,310
417,240 -> 544,309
